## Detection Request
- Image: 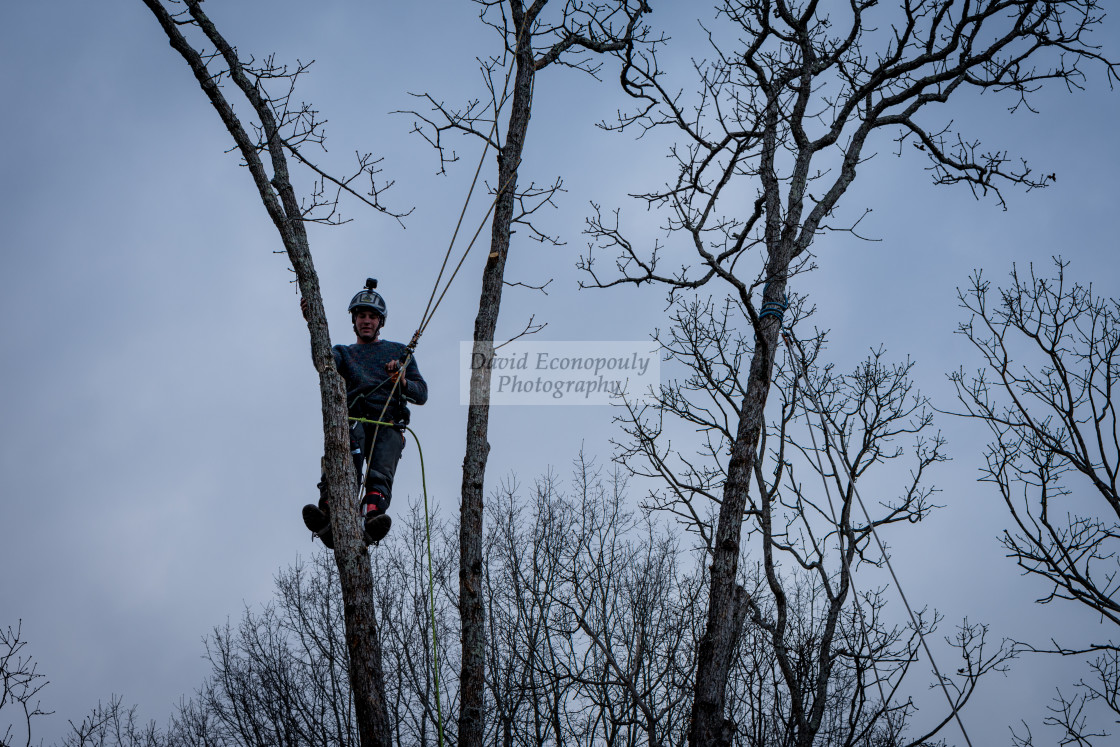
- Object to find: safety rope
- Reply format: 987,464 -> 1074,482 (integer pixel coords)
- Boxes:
415,118 -> 498,339
349,140 -> 522,747
339,40 -> 526,747
359,62 -> 524,450
351,417 -> 444,747
780,329 -> 975,747
356,20 -> 526,485
332,26 -> 537,747
407,19 -> 529,355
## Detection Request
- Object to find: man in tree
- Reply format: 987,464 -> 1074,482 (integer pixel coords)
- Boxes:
301,279 -> 428,549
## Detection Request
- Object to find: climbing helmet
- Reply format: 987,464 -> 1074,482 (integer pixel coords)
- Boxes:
348,277 -> 387,322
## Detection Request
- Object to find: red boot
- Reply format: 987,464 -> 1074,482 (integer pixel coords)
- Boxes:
363,491 -> 392,545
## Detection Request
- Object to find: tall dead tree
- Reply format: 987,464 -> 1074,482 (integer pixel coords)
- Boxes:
603,297 -> 1014,746
402,2 -> 652,744
581,2 -> 1118,745
140,3 -> 404,746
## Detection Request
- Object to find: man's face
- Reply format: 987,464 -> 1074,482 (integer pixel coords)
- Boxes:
353,310 -> 383,343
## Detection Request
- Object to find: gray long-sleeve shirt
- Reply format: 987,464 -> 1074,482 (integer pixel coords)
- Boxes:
332,340 -> 427,422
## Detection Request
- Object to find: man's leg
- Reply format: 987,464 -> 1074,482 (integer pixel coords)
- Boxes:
361,425 -> 405,543
349,420 -> 367,493
303,421 -> 366,549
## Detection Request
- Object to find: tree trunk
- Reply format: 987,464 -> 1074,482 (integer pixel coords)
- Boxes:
139,3 -> 392,745
457,9 -> 536,747
688,266 -> 789,747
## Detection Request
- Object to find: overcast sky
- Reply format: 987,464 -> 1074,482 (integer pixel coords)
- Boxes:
2,2 -> 1119,745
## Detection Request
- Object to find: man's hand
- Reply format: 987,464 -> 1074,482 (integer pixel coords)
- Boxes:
386,359 -> 407,387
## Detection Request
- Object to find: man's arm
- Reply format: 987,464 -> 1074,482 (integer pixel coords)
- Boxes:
388,355 -> 427,405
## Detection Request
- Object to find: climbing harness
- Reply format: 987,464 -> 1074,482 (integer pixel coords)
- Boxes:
780,329 -> 975,747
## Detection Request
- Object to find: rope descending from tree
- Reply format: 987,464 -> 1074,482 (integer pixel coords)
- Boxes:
351,417 -> 444,747
780,329 -> 889,707
781,330 -> 976,747
345,105 -> 520,746
344,33 -> 532,741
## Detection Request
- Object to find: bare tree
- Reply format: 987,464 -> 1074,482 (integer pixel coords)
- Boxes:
64,421 -> 1001,747
1,621 -> 52,747
401,3 -> 653,745
952,259 -> 1120,746
580,3 -> 1117,744
139,488 -> 682,747
605,296 -> 1013,746
154,527 -> 452,747
371,502 -> 459,747
540,458 -> 702,747
46,554 -> 353,747
137,3 -> 408,745
468,457 -> 699,747
61,697 -> 164,747
481,478 -> 563,747
153,555 -> 353,747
